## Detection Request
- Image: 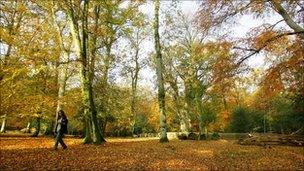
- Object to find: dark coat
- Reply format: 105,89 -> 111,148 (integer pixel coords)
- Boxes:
56,117 -> 68,134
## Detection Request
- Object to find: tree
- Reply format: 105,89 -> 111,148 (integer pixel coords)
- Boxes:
1,0 -> 59,135
66,0 -> 105,144
0,0 -> 27,133
197,0 -> 304,63
199,105 -> 217,139
50,3 -> 71,121
120,13 -> 148,135
163,51 -> 191,134
154,0 -> 169,143
92,0 -> 143,136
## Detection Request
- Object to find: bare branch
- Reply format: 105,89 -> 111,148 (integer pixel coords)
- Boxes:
233,47 -> 259,52
268,19 -> 284,31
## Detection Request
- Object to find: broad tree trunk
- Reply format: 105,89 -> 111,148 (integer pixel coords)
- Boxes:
83,118 -> 93,143
0,114 -> 7,133
67,0 -> 105,144
154,0 -> 168,143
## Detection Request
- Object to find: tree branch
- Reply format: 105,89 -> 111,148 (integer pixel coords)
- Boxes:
271,0 -> 304,39
235,31 -> 304,66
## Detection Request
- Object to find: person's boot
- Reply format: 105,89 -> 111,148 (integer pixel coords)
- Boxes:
62,144 -> 67,150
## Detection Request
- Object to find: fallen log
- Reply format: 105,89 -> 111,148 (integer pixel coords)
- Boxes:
238,133 -> 304,146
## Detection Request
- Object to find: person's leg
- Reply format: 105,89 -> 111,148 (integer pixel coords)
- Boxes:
53,133 -> 61,150
58,133 -> 67,149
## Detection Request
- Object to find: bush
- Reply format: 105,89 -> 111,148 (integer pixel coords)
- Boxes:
211,132 -> 220,140
199,133 -> 207,140
177,133 -> 188,140
228,106 -> 253,133
267,93 -> 304,134
188,132 -> 199,140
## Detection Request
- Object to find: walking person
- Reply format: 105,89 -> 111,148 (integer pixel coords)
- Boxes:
53,109 -> 68,150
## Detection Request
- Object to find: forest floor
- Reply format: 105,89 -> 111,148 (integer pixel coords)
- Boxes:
1,135 -> 304,170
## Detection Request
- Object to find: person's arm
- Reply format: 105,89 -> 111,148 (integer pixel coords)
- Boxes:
54,121 -> 58,134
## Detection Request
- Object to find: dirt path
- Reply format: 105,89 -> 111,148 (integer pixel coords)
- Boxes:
1,137 -> 303,170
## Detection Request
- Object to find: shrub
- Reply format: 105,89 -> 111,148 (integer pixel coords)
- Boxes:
211,132 -> 220,140
228,106 -> 253,133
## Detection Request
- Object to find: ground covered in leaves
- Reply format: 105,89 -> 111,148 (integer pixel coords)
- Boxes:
1,136 -> 304,170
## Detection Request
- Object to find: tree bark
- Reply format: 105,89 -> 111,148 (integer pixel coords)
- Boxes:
130,48 -> 140,134
168,77 -> 191,133
67,0 -> 105,144
154,0 -> 168,143
196,95 -> 205,140
83,118 -> 93,143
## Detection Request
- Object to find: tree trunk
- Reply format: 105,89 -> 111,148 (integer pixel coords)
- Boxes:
154,0 -> 168,143
51,5 -> 69,135
0,114 -> 7,133
130,48 -> 140,134
67,0 -> 105,144
195,82 -> 206,140
169,77 -> 191,133
25,122 -> 31,133
103,44 -> 111,97
83,118 -> 92,144
180,113 -> 191,133
99,118 -> 107,136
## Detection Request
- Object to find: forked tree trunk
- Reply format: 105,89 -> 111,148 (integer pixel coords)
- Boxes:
67,0 -> 105,144
154,0 -> 168,143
